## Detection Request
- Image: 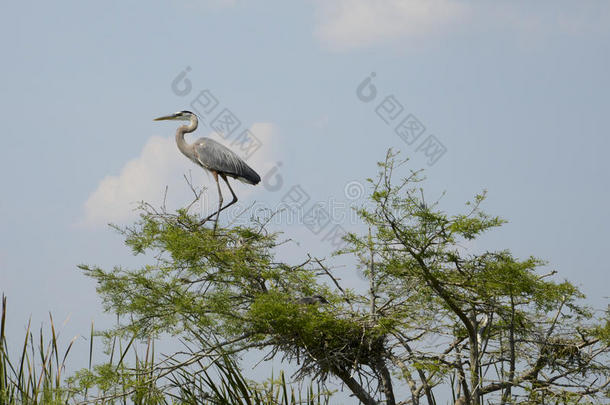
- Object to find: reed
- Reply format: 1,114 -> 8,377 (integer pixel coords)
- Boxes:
0,296 -> 333,404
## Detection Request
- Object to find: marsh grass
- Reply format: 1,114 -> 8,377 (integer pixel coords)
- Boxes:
0,296 -> 333,404
168,354 -> 332,405
0,295 -> 77,404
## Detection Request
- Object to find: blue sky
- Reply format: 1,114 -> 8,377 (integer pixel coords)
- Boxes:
1,0 -> 609,389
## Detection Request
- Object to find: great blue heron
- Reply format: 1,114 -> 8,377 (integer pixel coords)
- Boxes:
296,295 -> 329,305
154,110 -> 260,227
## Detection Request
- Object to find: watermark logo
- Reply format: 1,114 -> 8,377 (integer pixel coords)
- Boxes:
356,72 -> 447,166
356,72 -> 377,102
210,108 -> 241,139
344,181 -> 365,201
190,90 -> 219,125
395,114 -> 425,146
232,129 -> 263,160
171,66 -> 193,96
416,135 -> 447,166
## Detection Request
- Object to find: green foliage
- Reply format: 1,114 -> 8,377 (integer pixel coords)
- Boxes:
80,213 -> 284,338
341,151 -> 610,404
71,150 -> 610,404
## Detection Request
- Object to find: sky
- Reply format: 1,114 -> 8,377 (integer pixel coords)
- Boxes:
1,0 -> 609,398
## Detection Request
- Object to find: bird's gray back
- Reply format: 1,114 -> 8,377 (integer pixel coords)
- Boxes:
193,138 -> 261,184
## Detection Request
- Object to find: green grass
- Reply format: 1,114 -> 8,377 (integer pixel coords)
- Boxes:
0,295 -> 333,404
0,295 -> 76,404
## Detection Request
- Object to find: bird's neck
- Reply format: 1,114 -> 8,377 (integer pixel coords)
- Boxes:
175,116 -> 198,157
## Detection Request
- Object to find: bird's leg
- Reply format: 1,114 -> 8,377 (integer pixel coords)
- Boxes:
213,172 -> 223,231
201,172 -> 223,227
219,174 -> 238,209
201,174 -> 238,230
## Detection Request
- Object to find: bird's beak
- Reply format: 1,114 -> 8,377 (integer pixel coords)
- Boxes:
153,114 -> 178,121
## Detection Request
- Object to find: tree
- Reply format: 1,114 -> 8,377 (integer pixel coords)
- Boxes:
80,151 -> 610,404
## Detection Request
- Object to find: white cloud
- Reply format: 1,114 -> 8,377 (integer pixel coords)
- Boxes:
80,123 -> 278,229
312,0 -> 610,51
313,0 -> 467,50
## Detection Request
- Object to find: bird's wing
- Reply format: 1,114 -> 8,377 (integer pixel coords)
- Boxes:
193,138 -> 261,185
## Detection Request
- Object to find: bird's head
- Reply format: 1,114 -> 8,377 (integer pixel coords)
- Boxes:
312,295 -> 329,304
153,110 -> 196,122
